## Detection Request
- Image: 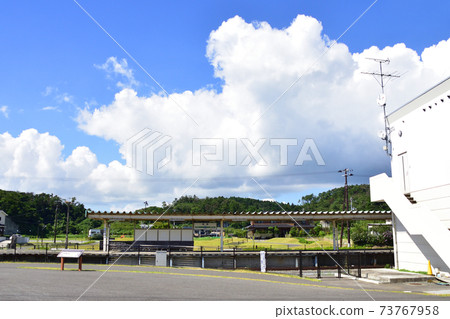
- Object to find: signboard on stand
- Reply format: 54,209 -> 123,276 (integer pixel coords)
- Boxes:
57,249 -> 84,271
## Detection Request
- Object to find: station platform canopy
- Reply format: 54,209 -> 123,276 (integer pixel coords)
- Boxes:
88,210 -> 391,222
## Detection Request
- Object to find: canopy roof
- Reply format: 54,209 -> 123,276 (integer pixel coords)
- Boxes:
88,210 -> 392,222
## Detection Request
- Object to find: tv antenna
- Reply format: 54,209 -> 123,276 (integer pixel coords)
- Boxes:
362,58 -> 400,156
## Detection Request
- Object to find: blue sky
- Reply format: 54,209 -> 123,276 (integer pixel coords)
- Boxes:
1,0 -> 449,210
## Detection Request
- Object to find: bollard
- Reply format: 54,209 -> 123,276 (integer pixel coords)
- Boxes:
200,246 -> 204,268
138,244 -> 141,265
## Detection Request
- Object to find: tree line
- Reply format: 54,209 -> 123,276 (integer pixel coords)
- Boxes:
0,189 -> 101,237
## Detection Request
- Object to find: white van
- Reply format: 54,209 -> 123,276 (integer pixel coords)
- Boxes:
88,229 -> 103,237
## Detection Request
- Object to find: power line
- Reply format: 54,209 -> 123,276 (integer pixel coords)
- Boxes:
0,169 -> 340,184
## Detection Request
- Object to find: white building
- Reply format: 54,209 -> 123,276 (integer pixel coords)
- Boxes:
370,76 -> 450,273
0,210 -> 6,236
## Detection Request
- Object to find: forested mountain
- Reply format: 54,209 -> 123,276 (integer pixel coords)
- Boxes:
0,189 -> 93,236
298,184 -> 389,211
152,195 -> 297,214
138,184 -> 389,215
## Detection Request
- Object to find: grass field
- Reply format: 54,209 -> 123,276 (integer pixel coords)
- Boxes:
194,236 -> 335,251
27,235 -> 354,251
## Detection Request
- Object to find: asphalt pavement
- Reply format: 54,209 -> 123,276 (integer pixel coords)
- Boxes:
1,262 -> 449,301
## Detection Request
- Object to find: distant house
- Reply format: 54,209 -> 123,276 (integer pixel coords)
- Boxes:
0,210 -> 19,236
246,220 -> 315,238
0,210 -> 6,236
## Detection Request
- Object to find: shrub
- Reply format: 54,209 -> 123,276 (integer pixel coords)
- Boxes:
310,222 -> 323,236
230,229 -> 247,238
289,227 -> 299,237
351,221 -> 393,247
297,237 -> 311,244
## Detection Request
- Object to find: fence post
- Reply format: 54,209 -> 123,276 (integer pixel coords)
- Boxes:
45,243 -> 48,262
14,245 -> 17,262
337,251 -> 341,279
364,249 -> 367,267
316,253 -> 321,279
346,250 -> 350,275
233,247 -> 236,269
357,252 -> 362,278
299,250 -> 303,277
168,246 -> 171,267
265,249 -> 268,271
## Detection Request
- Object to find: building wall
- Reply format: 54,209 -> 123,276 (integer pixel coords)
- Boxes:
0,210 -> 6,226
393,215 -> 442,272
4,216 -> 19,236
390,78 -> 450,230
371,77 -> 450,273
390,81 -> 450,197
134,229 -> 193,242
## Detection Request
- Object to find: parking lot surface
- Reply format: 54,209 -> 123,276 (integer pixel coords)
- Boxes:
1,262 -> 449,301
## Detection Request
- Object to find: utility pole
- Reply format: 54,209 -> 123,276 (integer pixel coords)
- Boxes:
53,204 -> 58,244
362,58 -> 400,156
64,201 -> 70,249
338,168 -> 353,247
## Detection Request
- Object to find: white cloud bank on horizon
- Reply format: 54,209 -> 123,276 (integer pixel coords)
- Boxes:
1,15 -> 450,210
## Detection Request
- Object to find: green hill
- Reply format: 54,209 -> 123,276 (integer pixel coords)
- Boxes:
137,184 -> 389,215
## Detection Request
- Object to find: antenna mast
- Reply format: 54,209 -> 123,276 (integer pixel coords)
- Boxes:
362,58 -> 400,156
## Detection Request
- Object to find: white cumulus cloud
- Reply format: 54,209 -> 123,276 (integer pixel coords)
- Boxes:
95,56 -> 139,89
0,105 -> 8,118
